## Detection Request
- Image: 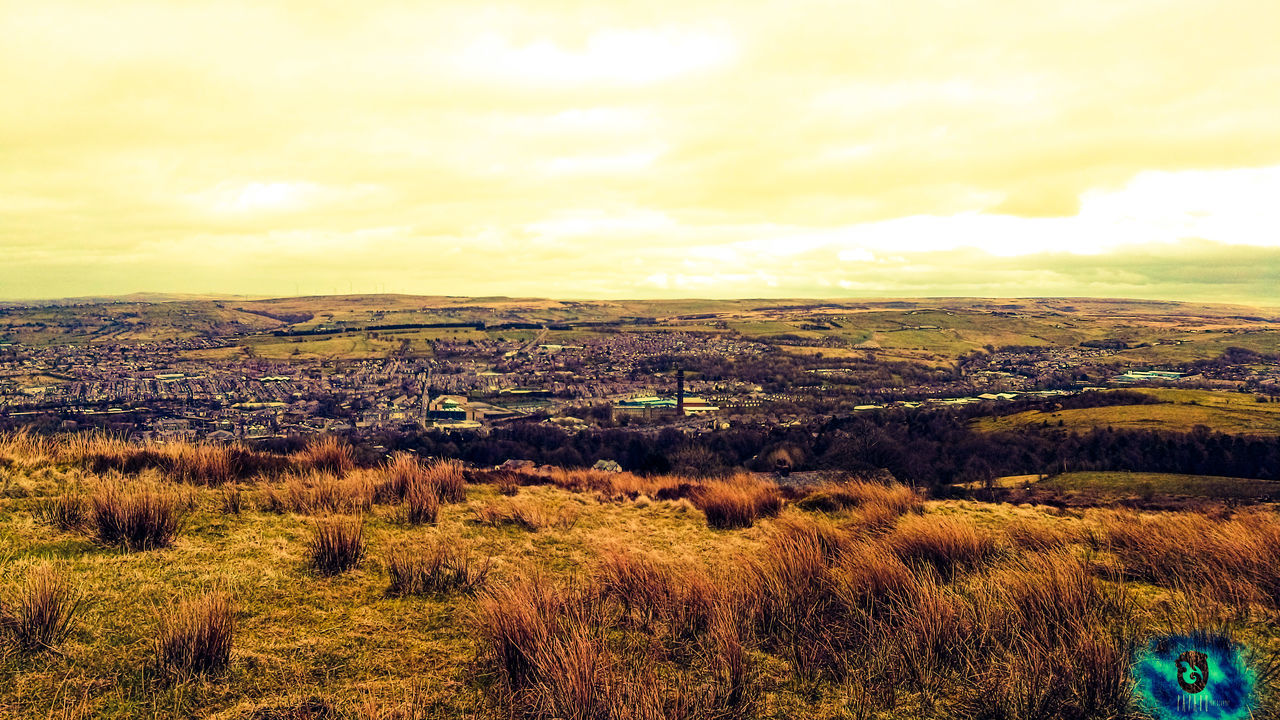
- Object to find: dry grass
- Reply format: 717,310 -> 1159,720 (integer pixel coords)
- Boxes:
495,472 -> 521,496
154,591 -> 235,676
474,574 -> 591,692
425,459 -> 467,504
295,436 -> 357,475
0,431 -> 57,470
89,482 -> 185,550
0,563 -> 82,654
742,514 -> 909,679
1003,515 -> 1078,551
594,548 -> 718,639
308,515 -> 365,576
35,490 -> 88,531
220,485 -> 245,515
4,433 -> 1278,719
962,553 -> 1140,719
385,537 -> 491,597
884,514 -> 1001,576
692,475 -> 784,530
1100,508 -> 1280,606
61,434 -> 286,485
401,477 -> 439,525
374,453 -> 426,503
473,497 -> 578,532
537,467 -> 689,502
796,479 -> 924,515
278,471 -> 374,515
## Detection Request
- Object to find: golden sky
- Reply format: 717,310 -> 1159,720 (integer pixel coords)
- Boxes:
3,0 -> 1280,302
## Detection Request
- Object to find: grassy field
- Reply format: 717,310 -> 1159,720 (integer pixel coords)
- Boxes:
974,389 -> 1280,436
6,296 -> 1279,365
2,435 -> 1280,718
994,471 -> 1280,501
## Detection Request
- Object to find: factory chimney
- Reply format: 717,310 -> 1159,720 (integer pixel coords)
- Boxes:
676,366 -> 685,415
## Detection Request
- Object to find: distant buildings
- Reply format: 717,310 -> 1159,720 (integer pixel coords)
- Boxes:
426,394 -> 522,426
612,394 -> 720,420
1113,370 -> 1185,384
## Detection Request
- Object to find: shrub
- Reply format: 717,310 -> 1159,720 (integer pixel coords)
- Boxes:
884,514 -> 1000,575
386,538 -> 491,596
0,563 -> 82,653
296,436 -> 356,475
35,491 -> 88,531
155,591 -> 235,675
90,482 -> 184,550
308,515 -> 365,575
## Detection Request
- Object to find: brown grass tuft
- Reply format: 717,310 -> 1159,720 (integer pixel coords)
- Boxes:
402,477 -> 440,525
884,514 -> 1000,575
35,490 -> 88,531
594,548 -> 718,639
0,563 -> 82,653
308,515 -> 365,575
495,472 -> 521,496
692,475 -> 783,530
374,452 -> 425,503
1100,508 -> 1280,606
1004,516 -> 1076,551
474,497 -> 576,532
89,482 -> 184,550
796,479 -> 923,516
426,458 -> 467,503
963,552 -> 1139,719
155,591 -> 235,676
282,471 -> 374,515
220,485 -> 246,515
295,436 -> 357,475
385,538 -> 492,597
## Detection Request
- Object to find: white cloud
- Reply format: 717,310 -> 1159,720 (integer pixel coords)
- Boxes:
454,27 -> 737,86
186,181 -> 382,215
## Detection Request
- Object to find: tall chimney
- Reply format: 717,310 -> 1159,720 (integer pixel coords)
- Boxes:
676,366 -> 685,415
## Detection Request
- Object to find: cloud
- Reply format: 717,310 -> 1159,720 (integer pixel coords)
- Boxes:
2,0 -> 1280,302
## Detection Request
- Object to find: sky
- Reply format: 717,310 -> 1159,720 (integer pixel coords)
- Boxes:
3,0 -> 1280,303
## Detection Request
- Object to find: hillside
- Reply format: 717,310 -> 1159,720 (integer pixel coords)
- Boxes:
3,295 -> 1278,365
1,435 -> 1278,718
973,389 -> 1280,436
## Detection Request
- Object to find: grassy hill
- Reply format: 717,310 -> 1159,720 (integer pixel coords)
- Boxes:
4,295 -> 1279,364
2,435 -> 1280,718
974,389 -> 1280,436
990,471 -> 1280,502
